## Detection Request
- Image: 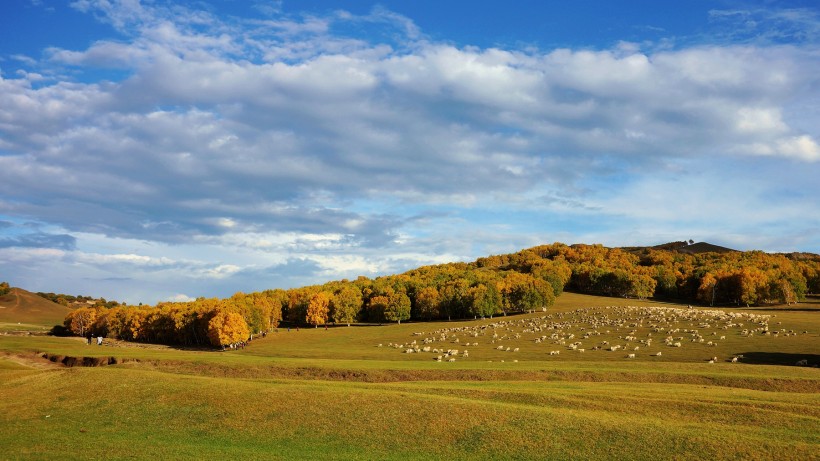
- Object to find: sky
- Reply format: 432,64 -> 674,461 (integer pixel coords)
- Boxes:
1,0 -> 819,304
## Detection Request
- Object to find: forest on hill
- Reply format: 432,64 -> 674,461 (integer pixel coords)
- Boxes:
60,243 -> 820,348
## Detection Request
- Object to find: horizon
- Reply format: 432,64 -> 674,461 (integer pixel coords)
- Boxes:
1,1 -> 819,304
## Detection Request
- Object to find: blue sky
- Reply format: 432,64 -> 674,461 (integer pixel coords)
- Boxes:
1,1 -> 818,304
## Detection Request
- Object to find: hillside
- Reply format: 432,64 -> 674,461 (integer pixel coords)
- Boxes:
0,287 -> 72,326
623,241 -> 738,254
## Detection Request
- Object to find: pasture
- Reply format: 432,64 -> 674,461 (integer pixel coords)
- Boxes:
1,293 -> 818,460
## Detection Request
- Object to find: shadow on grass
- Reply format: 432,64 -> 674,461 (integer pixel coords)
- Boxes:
737,351 -> 820,367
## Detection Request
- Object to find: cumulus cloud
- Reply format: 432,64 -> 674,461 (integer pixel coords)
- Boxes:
0,1 -> 818,302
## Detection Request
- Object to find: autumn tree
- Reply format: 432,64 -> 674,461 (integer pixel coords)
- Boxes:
207,310 -> 250,347
306,291 -> 331,327
367,295 -> 389,324
66,307 -> 97,337
415,286 -> 441,320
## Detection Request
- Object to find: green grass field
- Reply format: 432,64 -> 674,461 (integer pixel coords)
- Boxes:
1,293 -> 818,460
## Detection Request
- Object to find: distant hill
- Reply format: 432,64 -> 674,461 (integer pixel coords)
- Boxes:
0,287 -> 72,326
655,241 -> 737,254
623,241 -> 738,255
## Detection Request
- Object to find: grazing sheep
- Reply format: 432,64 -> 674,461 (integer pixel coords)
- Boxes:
654,352 -> 662,356
627,353 -> 636,359
796,359 -> 808,366
513,348 -> 519,352
448,357 -> 456,362
731,357 -> 738,363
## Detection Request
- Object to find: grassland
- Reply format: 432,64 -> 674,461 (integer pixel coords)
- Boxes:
1,293 -> 818,460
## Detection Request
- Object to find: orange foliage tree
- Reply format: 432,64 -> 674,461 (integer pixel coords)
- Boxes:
306,292 -> 330,327
66,307 -> 97,337
207,310 -> 249,347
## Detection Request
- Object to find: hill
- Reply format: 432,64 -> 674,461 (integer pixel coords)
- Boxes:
623,240 -> 738,254
0,287 -> 72,326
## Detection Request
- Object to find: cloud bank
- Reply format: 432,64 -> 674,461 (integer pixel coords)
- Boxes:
0,1 -> 818,303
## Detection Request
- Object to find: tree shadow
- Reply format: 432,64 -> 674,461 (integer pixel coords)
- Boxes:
736,351 -> 820,367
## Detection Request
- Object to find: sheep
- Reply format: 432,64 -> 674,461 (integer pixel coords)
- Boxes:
550,350 -> 560,356
447,357 -> 456,362
654,352 -> 662,356
796,359 -> 808,366
627,353 -> 636,359
731,357 -> 738,363
513,348 -> 519,352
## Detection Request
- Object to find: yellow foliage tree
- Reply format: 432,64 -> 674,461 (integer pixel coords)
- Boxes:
66,307 -> 97,337
207,311 -> 250,347
306,292 -> 330,327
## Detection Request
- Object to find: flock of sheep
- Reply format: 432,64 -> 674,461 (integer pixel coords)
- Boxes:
379,305 -> 806,364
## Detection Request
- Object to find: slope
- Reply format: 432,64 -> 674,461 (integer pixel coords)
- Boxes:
0,287 -> 72,326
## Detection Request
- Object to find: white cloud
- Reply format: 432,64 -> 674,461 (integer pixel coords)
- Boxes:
0,2 -> 818,302
166,293 -> 195,303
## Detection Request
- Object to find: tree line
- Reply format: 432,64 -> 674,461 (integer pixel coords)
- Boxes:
61,243 -> 820,347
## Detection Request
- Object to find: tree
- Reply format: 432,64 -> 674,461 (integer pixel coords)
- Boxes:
367,295 -> 389,324
66,307 -> 97,337
331,286 -> 362,326
384,291 -> 411,324
468,283 -> 501,318
306,292 -> 331,327
415,286 -> 441,320
207,311 -> 249,347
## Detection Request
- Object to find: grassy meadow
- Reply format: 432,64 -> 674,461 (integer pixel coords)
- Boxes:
1,292 -> 818,460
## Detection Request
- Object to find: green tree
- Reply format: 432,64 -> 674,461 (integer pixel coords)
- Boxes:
384,291 -> 411,324
331,285 -> 362,326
